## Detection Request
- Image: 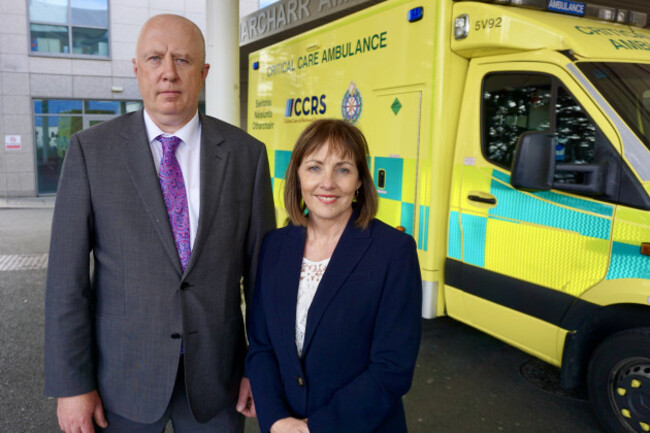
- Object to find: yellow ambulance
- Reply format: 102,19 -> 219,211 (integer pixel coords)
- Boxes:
246,0 -> 650,431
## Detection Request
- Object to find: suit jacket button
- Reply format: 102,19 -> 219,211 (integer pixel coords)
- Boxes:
180,282 -> 191,291
171,333 -> 181,339
297,376 -> 305,387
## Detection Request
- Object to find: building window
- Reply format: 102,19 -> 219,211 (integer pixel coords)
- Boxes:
29,0 -> 110,57
34,99 -> 142,194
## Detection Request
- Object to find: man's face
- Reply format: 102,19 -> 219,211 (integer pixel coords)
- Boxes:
132,16 -> 210,132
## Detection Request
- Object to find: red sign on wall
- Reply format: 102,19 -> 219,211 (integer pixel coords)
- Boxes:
5,135 -> 21,150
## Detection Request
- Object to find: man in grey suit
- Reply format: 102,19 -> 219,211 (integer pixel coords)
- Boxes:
44,14 -> 275,433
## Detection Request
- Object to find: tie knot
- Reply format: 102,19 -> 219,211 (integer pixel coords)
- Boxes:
157,135 -> 182,155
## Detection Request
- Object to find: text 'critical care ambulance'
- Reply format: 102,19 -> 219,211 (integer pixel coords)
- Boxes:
246,0 -> 650,431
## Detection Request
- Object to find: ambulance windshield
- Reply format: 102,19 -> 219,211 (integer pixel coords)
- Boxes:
577,62 -> 650,152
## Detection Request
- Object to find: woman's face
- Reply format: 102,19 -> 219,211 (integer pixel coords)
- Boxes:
298,141 -> 362,227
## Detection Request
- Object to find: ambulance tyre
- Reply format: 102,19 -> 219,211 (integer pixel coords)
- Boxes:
587,328 -> 650,433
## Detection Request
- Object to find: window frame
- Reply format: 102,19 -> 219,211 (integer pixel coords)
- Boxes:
33,98 -> 142,195
27,0 -> 111,59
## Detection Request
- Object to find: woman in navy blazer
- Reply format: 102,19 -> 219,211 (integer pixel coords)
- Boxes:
246,119 -> 422,433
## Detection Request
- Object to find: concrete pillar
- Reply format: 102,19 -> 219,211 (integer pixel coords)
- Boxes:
205,0 -> 240,126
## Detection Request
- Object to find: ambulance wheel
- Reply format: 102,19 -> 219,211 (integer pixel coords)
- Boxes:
588,328 -> 650,433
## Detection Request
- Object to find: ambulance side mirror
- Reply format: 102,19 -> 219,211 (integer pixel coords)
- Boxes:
510,132 -> 556,191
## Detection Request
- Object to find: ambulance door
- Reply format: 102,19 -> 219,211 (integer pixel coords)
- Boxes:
361,90 -> 422,237
454,63 -> 615,363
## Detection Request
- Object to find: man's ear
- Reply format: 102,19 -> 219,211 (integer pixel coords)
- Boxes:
201,63 -> 211,83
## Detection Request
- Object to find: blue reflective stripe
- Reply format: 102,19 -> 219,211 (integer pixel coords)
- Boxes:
418,205 -> 429,252
534,191 -> 614,217
400,202 -> 414,236
274,150 -> 292,179
491,170 -> 511,184
448,211 -> 461,259
489,175 -> 611,240
492,170 -> 613,216
606,241 -> 650,280
461,213 -> 486,267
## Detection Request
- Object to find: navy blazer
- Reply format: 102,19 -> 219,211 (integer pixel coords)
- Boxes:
246,215 -> 422,433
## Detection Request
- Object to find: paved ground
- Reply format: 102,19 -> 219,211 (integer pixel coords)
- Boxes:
0,206 -> 603,432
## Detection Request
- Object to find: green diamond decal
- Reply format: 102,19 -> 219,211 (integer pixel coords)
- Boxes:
391,98 -> 402,115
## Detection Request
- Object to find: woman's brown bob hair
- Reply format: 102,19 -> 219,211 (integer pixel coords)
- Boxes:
284,119 -> 378,229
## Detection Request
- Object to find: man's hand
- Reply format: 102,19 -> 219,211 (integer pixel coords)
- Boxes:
57,391 -> 107,433
236,377 -> 256,418
270,417 -> 310,433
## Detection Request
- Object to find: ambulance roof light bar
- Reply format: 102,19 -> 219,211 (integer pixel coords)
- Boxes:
454,0 -> 648,27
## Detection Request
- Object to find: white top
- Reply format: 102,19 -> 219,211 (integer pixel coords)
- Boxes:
296,257 -> 330,357
144,109 -> 201,249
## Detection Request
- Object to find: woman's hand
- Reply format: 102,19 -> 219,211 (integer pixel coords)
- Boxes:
270,417 -> 310,433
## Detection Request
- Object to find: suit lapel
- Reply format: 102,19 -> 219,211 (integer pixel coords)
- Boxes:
116,110 -> 182,275
273,225 -> 306,371
183,114 -> 228,276
301,217 -> 372,356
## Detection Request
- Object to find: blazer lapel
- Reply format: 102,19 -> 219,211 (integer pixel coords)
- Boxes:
301,216 -> 372,356
273,225 -> 306,371
182,114 -> 228,276
116,109 -> 182,275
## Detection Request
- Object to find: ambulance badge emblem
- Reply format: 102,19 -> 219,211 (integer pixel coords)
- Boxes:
341,81 -> 362,124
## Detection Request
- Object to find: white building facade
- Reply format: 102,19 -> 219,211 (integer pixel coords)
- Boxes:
0,0 -> 266,197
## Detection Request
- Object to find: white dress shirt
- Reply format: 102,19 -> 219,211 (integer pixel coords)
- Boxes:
144,109 -> 201,250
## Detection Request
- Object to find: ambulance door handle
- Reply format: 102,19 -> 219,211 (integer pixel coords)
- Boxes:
468,194 -> 496,205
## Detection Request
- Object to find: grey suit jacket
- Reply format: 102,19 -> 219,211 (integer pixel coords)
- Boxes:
44,109 -> 276,423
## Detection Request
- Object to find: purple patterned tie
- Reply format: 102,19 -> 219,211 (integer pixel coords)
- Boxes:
157,135 -> 191,272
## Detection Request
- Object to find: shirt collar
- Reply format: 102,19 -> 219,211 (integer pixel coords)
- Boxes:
143,109 -> 200,149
